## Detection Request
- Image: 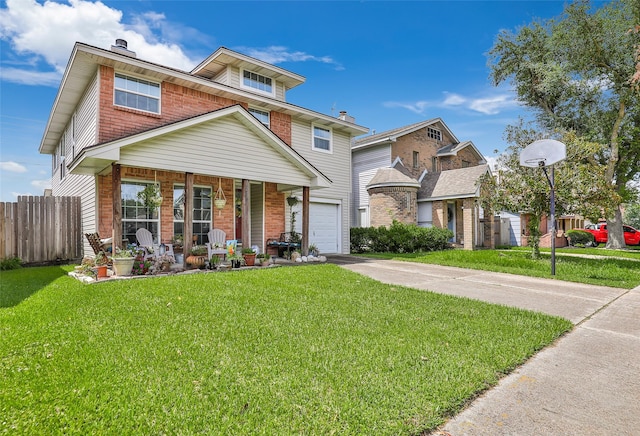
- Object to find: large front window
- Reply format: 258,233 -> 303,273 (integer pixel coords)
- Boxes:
114,73 -> 160,113
173,185 -> 212,245
122,181 -> 159,244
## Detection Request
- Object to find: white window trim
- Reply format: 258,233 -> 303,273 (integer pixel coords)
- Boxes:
114,72 -> 161,114
121,180 -> 162,243
427,127 -> 442,141
312,124 -> 333,154
248,107 -> 270,128
240,68 -> 275,97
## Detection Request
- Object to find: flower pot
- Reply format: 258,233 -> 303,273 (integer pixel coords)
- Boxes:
112,257 -> 135,276
95,265 -> 108,279
243,253 -> 256,266
231,260 -> 242,269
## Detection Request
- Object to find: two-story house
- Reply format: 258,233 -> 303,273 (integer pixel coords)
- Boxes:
352,119 -> 491,250
39,39 -> 368,258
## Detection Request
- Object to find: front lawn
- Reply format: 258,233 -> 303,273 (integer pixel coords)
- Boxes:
367,249 -> 640,289
0,265 -> 571,435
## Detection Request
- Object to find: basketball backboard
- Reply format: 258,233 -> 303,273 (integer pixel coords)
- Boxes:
519,139 -> 566,168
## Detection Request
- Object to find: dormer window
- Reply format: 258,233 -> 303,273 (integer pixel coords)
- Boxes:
242,70 -> 274,96
114,73 -> 160,114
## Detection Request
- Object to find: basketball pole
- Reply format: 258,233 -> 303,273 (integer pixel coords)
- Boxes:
542,165 -> 556,275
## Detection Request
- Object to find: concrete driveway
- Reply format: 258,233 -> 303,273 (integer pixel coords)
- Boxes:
328,255 -> 640,435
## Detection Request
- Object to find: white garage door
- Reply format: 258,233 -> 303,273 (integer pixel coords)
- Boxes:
310,202 -> 339,254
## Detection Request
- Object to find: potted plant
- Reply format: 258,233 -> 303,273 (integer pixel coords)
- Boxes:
308,243 -> 319,257
112,248 -> 135,276
227,252 -> 245,269
186,245 -> 208,268
94,251 -> 110,279
256,252 -> 271,266
241,247 -> 257,266
209,254 -> 221,270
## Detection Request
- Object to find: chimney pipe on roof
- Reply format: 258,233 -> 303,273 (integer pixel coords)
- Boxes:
338,110 -> 355,123
111,39 -> 136,58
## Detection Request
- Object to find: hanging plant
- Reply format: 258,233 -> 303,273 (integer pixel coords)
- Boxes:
137,183 -> 163,210
214,178 -> 226,216
286,193 -> 299,207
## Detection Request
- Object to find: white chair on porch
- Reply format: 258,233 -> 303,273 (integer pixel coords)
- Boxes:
206,229 -> 227,260
136,228 -> 158,260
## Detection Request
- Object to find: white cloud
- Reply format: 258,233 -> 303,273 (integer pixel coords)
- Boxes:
31,179 -> 51,189
468,95 -> 516,115
0,161 -> 27,173
237,45 -> 343,70
0,0 -> 200,86
385,92 -> 518,116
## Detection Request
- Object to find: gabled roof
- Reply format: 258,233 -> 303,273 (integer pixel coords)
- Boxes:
352,118 -> 458,150
39,42 -> 367,155
191,47 -> 305,90
437,140 -> 486,164
69,104 -> 332,189
419,165 -> 490,201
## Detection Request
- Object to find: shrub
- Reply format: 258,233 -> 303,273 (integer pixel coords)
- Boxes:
351,221 -> 453,253
566,230 -> 595,247
0,257 -> 22,271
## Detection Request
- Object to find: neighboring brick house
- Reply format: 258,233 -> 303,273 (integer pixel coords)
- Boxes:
39,40 -> 368,258
352,119 -> 491,250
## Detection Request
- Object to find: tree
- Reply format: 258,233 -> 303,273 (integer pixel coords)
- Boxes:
481,121 -> 616,258
488,0 -> 640,249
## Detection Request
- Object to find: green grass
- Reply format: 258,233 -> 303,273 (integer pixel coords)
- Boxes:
510,245 -> 640,259
366,249 -> 640,289
0,265 -> 571,435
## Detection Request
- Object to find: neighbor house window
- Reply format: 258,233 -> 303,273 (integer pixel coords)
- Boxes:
58,135 -> 66,180
312,125 -> 332,152
122,181 -> 160,244
114,73 -> 160,114
413,151 -> 419,169
242,70 -> 273,95
173,185 -> 212,245
427,127 -> 442,141
249,108 -> 270,127
432,156 -> 438,172
462,160 -> 470,168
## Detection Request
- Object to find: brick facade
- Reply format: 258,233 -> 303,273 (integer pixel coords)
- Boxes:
98,66 -> 292,146
368,186 -> 418,228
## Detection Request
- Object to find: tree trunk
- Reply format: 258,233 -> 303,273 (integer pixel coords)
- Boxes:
606,206 -> 627,249
528,213 -> 542,259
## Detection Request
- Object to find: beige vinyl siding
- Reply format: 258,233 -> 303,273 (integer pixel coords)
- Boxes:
73,73 -> 98,157
290,120 -> 352,253
51,172 -> 97,257
351,144 -> 391,226
213,67 -> 230,85
118,116 -> 312,186
275,82 -> 285,101
228,66 -> 240,88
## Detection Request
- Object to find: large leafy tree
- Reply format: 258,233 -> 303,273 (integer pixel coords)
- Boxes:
488,0 -> 640,249
482,122 -> 615,258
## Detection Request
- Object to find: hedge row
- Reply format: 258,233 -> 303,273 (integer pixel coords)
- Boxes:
351,221 -> 453,253
566,229 -> 595,247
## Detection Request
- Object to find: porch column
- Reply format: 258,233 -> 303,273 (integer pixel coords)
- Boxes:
302,186 -> 309,255
184,172 -> 194,266
463,198 -> 475,250
242,179 -> 250,248
111,164 -> 122,249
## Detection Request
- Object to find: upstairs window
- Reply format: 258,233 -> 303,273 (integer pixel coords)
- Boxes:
312,125 -> 332,152
242,70 -> 273,95
427,127 -> 442,141
114,73 -> 160,114
413,151 -> 420,169
249,108 -> 270,127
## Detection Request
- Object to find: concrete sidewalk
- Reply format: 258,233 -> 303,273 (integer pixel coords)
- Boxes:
328,255 -> 640,435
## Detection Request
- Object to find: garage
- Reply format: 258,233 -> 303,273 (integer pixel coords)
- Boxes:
294,201 -> 340,254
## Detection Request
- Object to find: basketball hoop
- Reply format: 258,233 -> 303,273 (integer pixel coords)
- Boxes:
519,139 -> 567,276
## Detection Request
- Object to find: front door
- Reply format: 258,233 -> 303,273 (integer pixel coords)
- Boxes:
447,202 -> 456,242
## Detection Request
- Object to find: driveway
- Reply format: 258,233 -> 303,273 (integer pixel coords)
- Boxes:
328,255 -> 640,435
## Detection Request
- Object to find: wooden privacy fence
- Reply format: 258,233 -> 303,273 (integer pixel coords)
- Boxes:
0,196 -> 82,264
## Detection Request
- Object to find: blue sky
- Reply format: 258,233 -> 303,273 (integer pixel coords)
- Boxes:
0,0 -> 574,202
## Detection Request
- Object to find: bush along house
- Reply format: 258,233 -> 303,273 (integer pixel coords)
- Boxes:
352,119 -> 492,250
39,40 -> 368,261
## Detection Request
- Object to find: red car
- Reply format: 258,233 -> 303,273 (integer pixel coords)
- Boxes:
581,223 -> 640,246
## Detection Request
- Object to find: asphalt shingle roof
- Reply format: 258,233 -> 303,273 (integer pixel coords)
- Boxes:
419,165 -> 489,200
